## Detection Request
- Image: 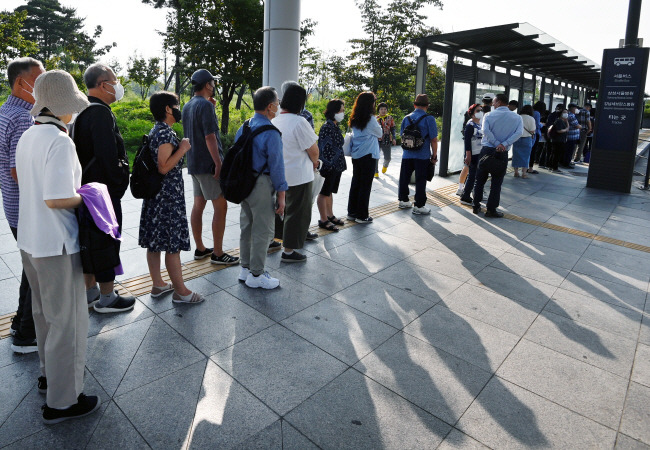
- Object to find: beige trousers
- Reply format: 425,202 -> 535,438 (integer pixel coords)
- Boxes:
240,175 -> 276,276
21,250 -> 88,408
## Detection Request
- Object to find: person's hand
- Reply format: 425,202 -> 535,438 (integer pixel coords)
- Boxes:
208,96 -> 217,107
464,153 -> 472,166
430,154 -> 438,163
179,138 -> 191,153
313,160 -> 319,169
496,144 -> 506,152
392,139 -> 396,146
275,197 -> 285,216
213,165 -> 220,180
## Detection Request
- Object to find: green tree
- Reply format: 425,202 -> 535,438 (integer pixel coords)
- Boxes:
162,0 -> 264,134
0,9 -> 39,93
334,0 -> 443,112
127,55 -> 162,100
15,0 -> 115,71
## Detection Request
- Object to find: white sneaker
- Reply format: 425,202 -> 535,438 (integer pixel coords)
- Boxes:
398,201 -> 413,209
245,272 -> 280,289
238,267 -> 250,282
412,205 -> 431,215
456,185 -> 464,196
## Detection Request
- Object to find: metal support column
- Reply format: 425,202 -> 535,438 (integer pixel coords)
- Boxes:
539,76 -> 545,107
415,46 -> 428,96
439,52 -> 455,177
625,0 -> 642,47
469,59 -> 477,104
505,68 -> 511,98
263,0 -> 301,92
518,71 -> 525,106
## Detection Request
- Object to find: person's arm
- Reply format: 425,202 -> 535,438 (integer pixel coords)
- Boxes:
45,196 -> 83,209
430,138 -> 438,162
306,141 -> 319,168
482,115 -> 499,148
265,131 -> 288,193
205,133 -> 221,179
43,140 -> 83,209
10,168 -> 17,183
464,124 -> 474,165
158,138 -> 191,175
8,120 -> 23,183
369,116 -> 383,138
88,108 -> 126,186
390,117 -> 396,144
570,115 -> 581,130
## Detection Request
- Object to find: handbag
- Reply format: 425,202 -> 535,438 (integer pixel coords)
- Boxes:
426,160 -> 435,181
342,132 -> 352,157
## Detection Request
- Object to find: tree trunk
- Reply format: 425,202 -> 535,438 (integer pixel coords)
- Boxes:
220,84 -> 237,135
235,85 -> 246,110
174,51 -> 181,95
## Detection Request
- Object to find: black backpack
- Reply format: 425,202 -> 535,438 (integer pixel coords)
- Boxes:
401,114 -> 429,150
130,135 -> 164,199
220,119 -> 281,204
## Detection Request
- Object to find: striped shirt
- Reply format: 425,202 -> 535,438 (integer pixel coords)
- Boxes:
567,112 -> 580,141
0,96 -> 34,228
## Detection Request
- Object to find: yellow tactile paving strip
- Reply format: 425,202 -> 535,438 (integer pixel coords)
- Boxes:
2,181 -> 650,339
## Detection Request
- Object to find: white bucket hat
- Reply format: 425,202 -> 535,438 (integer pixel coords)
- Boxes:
31,70 -> 90,117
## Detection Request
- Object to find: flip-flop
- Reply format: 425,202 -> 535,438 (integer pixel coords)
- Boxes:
327,216 -> 344,226
172,291 -> 204,304
151,283 -> 173,298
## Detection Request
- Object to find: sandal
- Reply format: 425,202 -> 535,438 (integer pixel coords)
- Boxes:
327,216 -> 344,226
151,282 -> 173,298
172,291 -> 204,304
318,220 -> 339,232
527,169 -> 539,174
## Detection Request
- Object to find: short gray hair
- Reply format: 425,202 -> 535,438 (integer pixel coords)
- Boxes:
7,57 -> 43,89
280,80 -> 300,98
83,63 -> 113,89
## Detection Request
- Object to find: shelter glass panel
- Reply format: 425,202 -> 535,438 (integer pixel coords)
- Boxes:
510,88 -> 520,105
475,83 -> 504,104
523,91 -> 534,106
552,94 -> 564,110
449,82 -> 471,173
544,93 -> 551,110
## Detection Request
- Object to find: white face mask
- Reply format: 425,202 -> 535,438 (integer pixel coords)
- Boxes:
474,111 -> 484,119
104,81 -> 124,101
272,103 -> 280,118
561,113 -> 569,119
68,113 -> 78,124
334,112 -> 345,122
20,79 -> 35,98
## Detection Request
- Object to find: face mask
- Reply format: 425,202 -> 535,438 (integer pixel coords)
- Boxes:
474,111 -> 483,119
272,103 -> 281,118
105,81 -> 124,101
68,113 -> 78,124
171,108 -> 182,123
561,113 -> 568,119
20,79 -> 35,98
334,112 -> 345,122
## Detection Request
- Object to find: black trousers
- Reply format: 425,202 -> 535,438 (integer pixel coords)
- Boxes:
92,197 -> 122,283
10,226 -> 35,339
473,147 -> 507,211
461,154 -> 480,202
548,141 -> 565,171
348,154 -> 376,219
398,158 -> 429,208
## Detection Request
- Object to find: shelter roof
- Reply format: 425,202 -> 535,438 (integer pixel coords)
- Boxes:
413,23 -> 601,89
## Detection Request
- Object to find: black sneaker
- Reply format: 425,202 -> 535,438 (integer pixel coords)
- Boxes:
472,205 -> 482,215
194,247 -> 214,260
38,376 -> 47,394
281,251 -> 307,263
10,315 -> 19,336
93,294 -> 136,314
268,240 -> 282,250
355,216 -> 373,224
460,197 -> 473,206
305,231 -> 318,241
11,335 -> 38,354
485,209 -> 504,218
42,393 -> 101,425
210,252 -> 240,265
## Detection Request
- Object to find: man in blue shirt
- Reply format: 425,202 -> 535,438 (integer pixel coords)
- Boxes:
234,87 -> 287,290
398,94 -> 438,215
472,93 -> 523,217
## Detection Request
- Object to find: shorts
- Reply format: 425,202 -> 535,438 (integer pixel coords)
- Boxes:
320,171 -> 342,197
191,174 -> 222,200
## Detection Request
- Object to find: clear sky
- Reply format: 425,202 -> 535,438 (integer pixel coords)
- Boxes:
4,0 -> 650,91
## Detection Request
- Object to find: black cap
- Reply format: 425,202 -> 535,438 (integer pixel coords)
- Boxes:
191,69 -> 217,86
568,103 -> 579,109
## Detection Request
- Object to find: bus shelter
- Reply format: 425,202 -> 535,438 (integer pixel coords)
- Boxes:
412,23 -> 601,176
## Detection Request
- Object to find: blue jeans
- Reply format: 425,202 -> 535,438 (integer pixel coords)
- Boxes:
461,154 -> 480,201
472,147 -> 507,211
398,158 -> 429,208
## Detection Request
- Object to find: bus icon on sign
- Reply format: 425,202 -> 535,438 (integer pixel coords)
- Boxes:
614,57 -> 635,66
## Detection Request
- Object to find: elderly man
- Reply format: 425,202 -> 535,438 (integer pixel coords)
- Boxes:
572,103 -> 592,164
182,69 -> 239,266
73,64 -> 135,313
0,57 -> 44,353
472,93 -> 523,218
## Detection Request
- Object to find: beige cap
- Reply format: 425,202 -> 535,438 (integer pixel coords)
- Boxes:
31,70 -> 90,117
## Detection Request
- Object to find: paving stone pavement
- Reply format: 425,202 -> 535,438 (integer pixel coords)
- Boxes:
1,151 -> 650,449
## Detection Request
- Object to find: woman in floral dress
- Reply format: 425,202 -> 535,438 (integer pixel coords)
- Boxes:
139,91 -> 203,304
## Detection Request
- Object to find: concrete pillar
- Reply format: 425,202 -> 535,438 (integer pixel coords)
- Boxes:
263,0 -> 301,92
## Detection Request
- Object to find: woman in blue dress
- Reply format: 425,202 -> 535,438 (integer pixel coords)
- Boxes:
139,91 -> 203,304
512,104 -> 537,178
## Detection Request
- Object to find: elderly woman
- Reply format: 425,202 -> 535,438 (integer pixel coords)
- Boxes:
347,91 -> 381,223
272,83 -> 319,263
139,91 -> 203,304
15,70 -> 100,423
317,99 -> 346,231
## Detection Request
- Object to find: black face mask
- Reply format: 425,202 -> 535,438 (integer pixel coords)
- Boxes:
172,108 -> 182,123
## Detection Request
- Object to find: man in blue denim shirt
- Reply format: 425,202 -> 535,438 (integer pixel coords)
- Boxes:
398,94 -> 438,215
472,93 -> 523,217
234,86 -> 287,289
